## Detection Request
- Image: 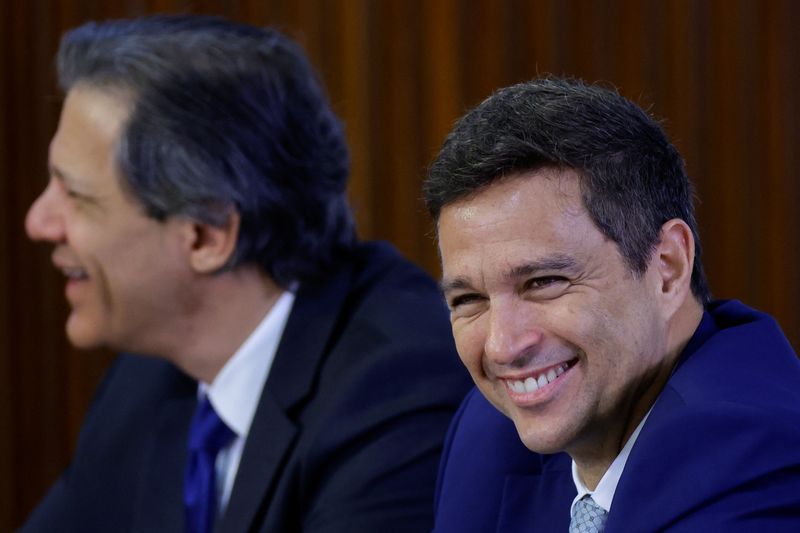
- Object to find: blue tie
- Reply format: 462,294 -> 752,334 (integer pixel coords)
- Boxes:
184,396 -> 235,533
569,495 -> 608,533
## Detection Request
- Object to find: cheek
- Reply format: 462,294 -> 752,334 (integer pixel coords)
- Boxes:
571,297 -> 654,378
67,218 -> 110,256
542,299 -> 599,348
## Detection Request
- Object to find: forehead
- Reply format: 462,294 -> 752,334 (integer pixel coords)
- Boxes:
443,168 -> 582,223
437,169 -> 603,279
50,85 -> 132,187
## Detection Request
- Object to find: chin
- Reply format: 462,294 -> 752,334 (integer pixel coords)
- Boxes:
513,419 -> 571,455
65,314 -> 106,350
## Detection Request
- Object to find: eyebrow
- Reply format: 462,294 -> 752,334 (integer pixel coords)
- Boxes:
440,254 -> 578,295
508,255 -> 578,279
49,164 -> 90,194
48,164 -> 71,185
439,277 -> 472,295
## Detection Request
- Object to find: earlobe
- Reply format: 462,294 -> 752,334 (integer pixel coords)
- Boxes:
187,212 -> 241,274
655,219 -> 695,309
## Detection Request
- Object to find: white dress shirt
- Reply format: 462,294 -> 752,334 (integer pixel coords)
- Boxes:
197,289 -> 296,514
570,409 -> 652,515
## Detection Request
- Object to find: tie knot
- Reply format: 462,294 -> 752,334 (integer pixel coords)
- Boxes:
569,495 -> 608,533
188,397 -> 236,454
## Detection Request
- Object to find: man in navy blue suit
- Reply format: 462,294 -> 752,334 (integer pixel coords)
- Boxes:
424,77 -> 800,531
22,15 -> 470,532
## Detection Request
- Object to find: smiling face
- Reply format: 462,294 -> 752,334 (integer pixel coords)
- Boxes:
438,168 -> 677,464
25,85 -> 195,354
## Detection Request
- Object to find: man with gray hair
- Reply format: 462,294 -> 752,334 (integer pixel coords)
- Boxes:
22,15 -> 470,532
425,77 -> 800,531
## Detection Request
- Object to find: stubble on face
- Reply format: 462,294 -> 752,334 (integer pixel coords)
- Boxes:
438,169 -> 675,476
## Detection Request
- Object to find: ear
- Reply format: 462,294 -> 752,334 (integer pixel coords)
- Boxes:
652,218 -> 695,316
184,212 -> 241,274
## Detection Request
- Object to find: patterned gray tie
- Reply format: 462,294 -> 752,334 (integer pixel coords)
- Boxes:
569,495 -> 608,533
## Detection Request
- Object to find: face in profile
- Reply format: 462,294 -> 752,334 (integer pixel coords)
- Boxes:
437,168 -> 673,459
25,85 -> 192,354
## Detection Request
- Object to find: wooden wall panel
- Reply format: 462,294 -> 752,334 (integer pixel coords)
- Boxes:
0,3 -> 11,524
2,1 -> 799,529
756,0 -> 800,338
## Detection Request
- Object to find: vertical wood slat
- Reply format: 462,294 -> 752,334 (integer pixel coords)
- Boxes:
368,0 -> 424,258
419,0 -> 462,272
338,0 -> 373,238
459,0 -> 511,106
3,1 -> 799,529
702,0 -> 756,301
0,1 -> 12,525
520,0 -> 560,79
8,0 -> 68,521
661,0 -> 704,210
758,0 -> 800,339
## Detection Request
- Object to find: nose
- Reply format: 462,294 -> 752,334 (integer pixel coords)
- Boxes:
25,181 -> 66,243
484,298 -> 544,367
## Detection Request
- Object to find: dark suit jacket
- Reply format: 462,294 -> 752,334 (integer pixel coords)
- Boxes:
22,241 -> 472,533
433,300 -> 800,532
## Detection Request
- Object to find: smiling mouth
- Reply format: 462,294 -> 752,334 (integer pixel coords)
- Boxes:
61,266 -> 89,281
504,358 -> 578,394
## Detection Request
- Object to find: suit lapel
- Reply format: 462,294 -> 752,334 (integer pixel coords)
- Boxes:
219,265 -> 355,532
218,392 -> 297,532
132,379 -> 197,532
496,455 -> 574,532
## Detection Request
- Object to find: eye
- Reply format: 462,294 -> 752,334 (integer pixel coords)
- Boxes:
446,292 -> 488,319
449,292 -> 483,309
523,276 -> 569,299
64,187 -> 95,206
51,177 -> 82,201
526,276 -> 567,289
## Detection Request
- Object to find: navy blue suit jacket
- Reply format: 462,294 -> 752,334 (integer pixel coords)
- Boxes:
22,242 -> 472,533
433,300 -> 800,532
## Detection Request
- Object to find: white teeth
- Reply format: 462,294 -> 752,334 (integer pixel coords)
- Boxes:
62,267 -> 88,280
507,362 -> 572,394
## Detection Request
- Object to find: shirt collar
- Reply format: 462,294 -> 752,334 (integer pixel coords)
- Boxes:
199,288 -> 296,438
570,409 -> 651,513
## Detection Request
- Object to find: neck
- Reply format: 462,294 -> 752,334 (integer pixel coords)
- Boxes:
165,265 -> 283,383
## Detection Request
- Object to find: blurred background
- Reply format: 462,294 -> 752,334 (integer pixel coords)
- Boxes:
1,0 -> 798,528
